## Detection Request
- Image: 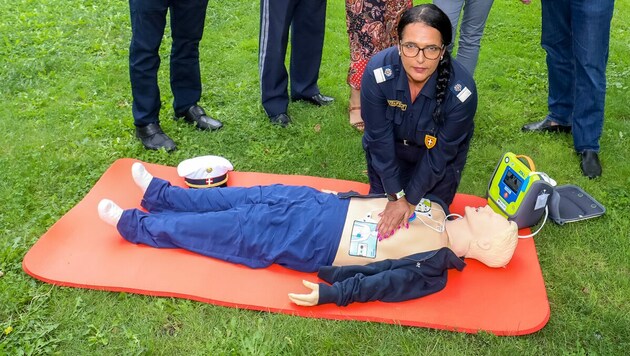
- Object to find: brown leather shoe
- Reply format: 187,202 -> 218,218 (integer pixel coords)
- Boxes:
522,118 -> 571,133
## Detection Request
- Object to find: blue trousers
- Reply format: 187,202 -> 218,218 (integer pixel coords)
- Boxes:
129,0 -> 208,126
117,179 -> 349,272
258,0 -> 327,116
433,0 -> 494,75
541,0 -> 614,153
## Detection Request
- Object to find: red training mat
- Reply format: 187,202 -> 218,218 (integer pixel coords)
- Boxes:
23,159 -> 549,335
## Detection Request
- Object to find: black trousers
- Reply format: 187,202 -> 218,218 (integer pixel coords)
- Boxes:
258,0 -> 327,117
129,0 -> 208,126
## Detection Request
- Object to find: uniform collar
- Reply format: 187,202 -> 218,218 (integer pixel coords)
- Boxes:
395,56 -> 438,100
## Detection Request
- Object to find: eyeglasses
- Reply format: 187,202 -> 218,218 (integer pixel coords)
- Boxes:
400,42 -> 444,60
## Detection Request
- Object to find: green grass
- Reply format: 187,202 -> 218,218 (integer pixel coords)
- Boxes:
1,0 -> 629,354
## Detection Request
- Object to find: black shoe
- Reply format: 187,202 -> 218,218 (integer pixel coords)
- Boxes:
522,117 -> 571,133
580,150 -> 602,179
269,113 -> 291,127
175,105 -> 223,131
135,123 -> 177,152
292,93 -> 334,106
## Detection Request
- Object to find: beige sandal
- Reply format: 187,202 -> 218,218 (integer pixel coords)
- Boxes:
349,106 -> 364,132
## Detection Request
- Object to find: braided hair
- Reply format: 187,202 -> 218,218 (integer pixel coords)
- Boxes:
397,4 -> 453,126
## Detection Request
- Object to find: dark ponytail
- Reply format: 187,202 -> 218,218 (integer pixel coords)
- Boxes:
397,4 -> 453,126
433,50 -> 452,125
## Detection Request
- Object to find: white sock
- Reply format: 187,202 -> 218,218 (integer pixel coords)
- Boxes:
98,199 -> 123,226
132,162 -> 153,193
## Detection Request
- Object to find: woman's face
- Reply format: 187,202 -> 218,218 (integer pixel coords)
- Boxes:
398,22 -> 445,86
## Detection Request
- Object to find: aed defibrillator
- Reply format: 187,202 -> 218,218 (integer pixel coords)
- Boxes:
487,152 -> 554,229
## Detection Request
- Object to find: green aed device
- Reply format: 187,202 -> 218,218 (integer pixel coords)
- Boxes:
487,152 -> 555,228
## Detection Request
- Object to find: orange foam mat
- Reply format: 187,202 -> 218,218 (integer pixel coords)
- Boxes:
23,159 -> 549,335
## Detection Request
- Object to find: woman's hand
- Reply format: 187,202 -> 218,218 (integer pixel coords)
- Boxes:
377,198 -> 414,239
288,280 -> 320,306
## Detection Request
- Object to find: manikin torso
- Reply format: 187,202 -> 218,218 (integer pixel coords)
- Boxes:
332,198 -> 451,266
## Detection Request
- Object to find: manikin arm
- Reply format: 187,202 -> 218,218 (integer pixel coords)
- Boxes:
288,280 -> 320,306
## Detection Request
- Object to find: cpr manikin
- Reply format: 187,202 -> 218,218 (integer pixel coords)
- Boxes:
98,163 -> 519,307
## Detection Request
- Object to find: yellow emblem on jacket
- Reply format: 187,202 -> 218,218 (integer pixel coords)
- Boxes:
424,134 -> 437,149
387,100 -> 407,111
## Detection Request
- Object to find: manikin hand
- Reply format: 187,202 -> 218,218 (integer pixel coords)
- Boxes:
288,280 -> 320,306
376,198 -> 414,240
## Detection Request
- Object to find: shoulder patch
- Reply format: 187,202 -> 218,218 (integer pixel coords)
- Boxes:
373,65 -> 395,84
449,80 -> 473,103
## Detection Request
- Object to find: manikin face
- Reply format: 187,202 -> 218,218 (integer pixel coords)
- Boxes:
463,205 -> 512,237
398,22 -> 445,86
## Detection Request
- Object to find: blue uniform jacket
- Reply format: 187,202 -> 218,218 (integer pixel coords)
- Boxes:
316,247 -> 466,306
361,46 -> 477,205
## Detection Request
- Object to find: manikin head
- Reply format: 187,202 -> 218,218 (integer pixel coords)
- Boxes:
448,206 -> 519,268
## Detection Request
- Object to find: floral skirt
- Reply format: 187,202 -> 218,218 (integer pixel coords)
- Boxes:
345,0 -> 412,89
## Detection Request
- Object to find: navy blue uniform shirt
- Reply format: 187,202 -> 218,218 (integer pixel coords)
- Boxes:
361,46 -> 477,206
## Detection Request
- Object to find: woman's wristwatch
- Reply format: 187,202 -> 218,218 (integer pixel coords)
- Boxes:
387,190 -> 406,202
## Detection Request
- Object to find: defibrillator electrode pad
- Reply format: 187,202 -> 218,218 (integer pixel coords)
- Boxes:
547,185 -> 605,225
487,152 -> 555,229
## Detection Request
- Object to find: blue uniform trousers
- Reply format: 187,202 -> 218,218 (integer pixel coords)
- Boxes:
258,0 -> 327,116
129,0 -> 208,126
117,179 -> 349,272
541,0 -> 614,152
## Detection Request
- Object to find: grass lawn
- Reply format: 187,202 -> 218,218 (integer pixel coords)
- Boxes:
1,0 -> 629,354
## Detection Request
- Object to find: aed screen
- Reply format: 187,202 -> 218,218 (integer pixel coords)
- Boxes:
504,170 -> 522,193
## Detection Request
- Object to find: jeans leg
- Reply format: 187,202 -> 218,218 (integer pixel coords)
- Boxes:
129,0 -> 169,126
169,0 -> 209,114
570,0 -> 614,152
289,0 -> 326,98
433,0 -> 464,53
457,0 -> 494,75
541,0 -> 573,126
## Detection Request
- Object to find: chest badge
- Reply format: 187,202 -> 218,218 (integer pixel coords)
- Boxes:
424,134 -> 437,149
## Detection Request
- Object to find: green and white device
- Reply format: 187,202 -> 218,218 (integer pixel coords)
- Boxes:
487,152 -> 554,228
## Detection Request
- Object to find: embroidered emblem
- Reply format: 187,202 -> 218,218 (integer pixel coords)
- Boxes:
387,100 -> 407,111
416,262 -> 422,268
450,80 -> 472,103
424,134 -> 437,149
374,65 -> 395,83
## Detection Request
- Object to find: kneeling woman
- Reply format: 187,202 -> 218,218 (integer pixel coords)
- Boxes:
361,4 -> 478,238
98,163 -> 518,307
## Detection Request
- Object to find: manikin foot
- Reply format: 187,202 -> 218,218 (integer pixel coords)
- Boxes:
98,199 -> 123,226
132,162 -> 153,193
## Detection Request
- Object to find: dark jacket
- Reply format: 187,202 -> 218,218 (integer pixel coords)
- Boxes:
316,247 -> 465,306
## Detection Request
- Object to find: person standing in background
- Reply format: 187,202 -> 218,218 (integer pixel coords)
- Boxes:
129,0 -> 223,152
259,0 -> 334,127
520,0 -> 614,179
345,0 -> 413,131
433,0 -> 494,75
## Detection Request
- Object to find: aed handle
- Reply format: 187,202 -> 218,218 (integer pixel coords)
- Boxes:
515,154 -> 536,172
